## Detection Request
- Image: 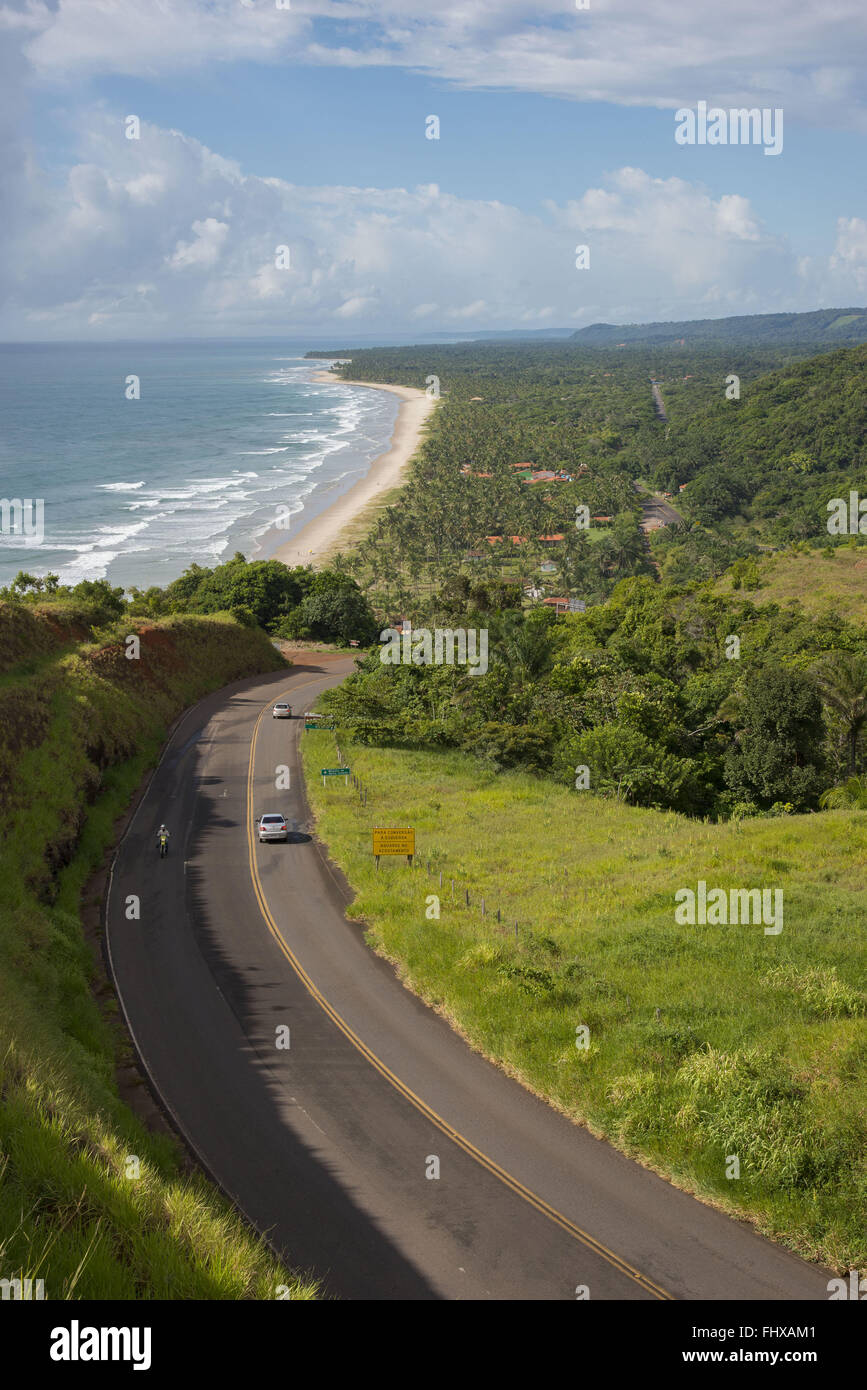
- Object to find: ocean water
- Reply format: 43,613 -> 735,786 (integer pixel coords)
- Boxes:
0,341 -> 398,590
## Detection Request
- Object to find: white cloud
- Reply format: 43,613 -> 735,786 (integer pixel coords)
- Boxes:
0,112 -> 863,337
17,0 -> 309,75
11,0 -> 867,129
335,295 -> 378,317
829,217 -> 867,293
168,217 -> 230,270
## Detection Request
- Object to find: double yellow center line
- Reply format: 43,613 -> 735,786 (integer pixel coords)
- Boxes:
245,680 -> 673,1301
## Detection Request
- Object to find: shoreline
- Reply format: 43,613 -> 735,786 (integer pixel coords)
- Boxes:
266,372 -> 436,566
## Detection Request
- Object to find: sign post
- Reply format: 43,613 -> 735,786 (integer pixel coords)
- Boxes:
321,766 -> 351,787
372,828 -> 415,869
306,714 -> 335,730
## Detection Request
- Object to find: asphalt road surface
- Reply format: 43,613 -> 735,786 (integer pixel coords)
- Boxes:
650,380 -> 669,421
106,655 -> 832,1300
633,479 -> 685,532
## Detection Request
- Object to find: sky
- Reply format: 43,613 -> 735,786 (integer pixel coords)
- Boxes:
2,0 -> 867,340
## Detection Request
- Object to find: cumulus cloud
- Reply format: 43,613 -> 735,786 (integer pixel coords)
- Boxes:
2,112 -> 860,338
829,217 -> 867,293
168,218 -> 230,270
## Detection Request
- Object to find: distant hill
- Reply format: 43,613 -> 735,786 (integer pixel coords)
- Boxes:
304,328 -> 574,359
650,342 -> 867,541
573,308 -> 867,348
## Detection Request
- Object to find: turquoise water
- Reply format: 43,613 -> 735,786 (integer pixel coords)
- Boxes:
0,341 -> 397,589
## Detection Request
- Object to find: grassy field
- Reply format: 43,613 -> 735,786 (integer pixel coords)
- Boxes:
301,729 -> 867,1272
0,602 -> 316,1299
714,543 -> 867,621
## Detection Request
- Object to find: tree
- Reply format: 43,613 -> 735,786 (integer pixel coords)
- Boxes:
815,652 -> 867,777
499,610 -> 555,689
70,578 -> 126,620
819,775 -> 867,810
723,666 -> 826,809
165,557 -> 309,627
2,570 -> 60,599
299,574 -> 377,646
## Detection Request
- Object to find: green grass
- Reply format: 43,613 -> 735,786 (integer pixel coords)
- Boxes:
302,730 -> 867,1272
0,605 -> 316,1299
714,543 -> 867,622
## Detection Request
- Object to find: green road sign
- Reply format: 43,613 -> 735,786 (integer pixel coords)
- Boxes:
321,767 -> 351,776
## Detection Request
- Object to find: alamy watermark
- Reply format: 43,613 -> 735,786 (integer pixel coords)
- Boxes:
827,1271 -> 867,1300
827,491 -> 867,534
50,1322 -> 152,1370
675,102 -> 783,157
0,1276 -> 45,1300
0,498 -> 45,546
675,881 -> 783,935
379,625 -> 488,676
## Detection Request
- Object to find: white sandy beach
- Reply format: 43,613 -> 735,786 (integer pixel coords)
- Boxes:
269,373 -> 436,566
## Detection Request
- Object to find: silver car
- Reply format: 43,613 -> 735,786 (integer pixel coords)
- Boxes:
272,702 -> 293,719
258,813 -> 289,843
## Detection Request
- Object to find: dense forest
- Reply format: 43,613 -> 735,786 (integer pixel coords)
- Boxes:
301,337 -> 867,819
323,571 -> 867,818
644,345 -> 867,542
311,341 -> 812,605
572,306 -> 867,347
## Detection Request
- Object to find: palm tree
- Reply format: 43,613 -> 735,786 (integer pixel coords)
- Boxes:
815,652 -> 867,776
501,617 -> 552,689
819,776 -> 867,810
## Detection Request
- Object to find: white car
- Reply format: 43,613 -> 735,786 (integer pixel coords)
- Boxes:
272,702 -> 293,719
258,813 -> 289,843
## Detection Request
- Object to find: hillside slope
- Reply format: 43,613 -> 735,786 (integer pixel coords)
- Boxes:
653,343 -> 867,541
0,602 -> 315,1299
713,544 -> 867,621
573,308 -> 867,347
302,730 -> 866,1272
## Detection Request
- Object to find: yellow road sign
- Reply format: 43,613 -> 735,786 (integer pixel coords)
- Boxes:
372,828 -> 415,857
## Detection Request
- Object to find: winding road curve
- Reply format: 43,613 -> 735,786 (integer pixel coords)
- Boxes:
105,655 -> 831,1300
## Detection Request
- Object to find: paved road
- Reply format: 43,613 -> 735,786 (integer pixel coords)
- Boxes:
640,494 -> 684,530
650,379 -> 668,422
106,655 -> 832,1300
633,481 -> 684,533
